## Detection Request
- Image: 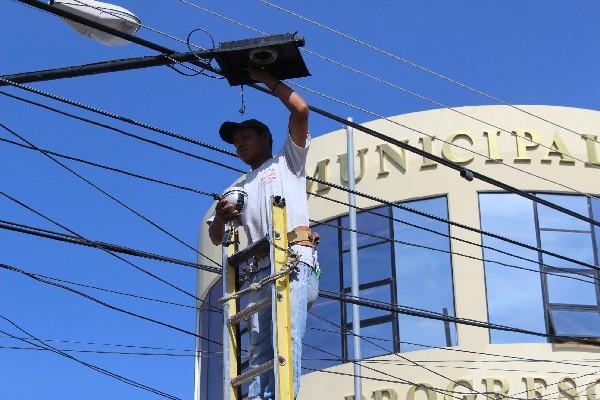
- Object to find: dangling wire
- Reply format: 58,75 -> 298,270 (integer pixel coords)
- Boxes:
239,85 -> 246,115
167,27 -> 224,79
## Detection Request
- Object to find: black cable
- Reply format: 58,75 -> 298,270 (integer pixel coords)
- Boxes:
0,138 -> 590,287
0,219 -> 223,315
2,62 -> 599,228
0,345 -> 210,357
306,311 -> 568,400
0,219 -> 219,274
7,2 -> 600,229
314,177 -> 600,272
0,263 -> 223,347
309,191 -> 599,282
0,316 -> 181,399
183,27 -> 223,80
1,128 -> 595,284
1,89 -> 596,275
315,291 -> 600,347
0,81 -> 236,158
0,90 -> 243,174
311,217 -> 599,285
0,136 -> 219,198
0,122 -> 221,268
2,86 -> 596,274
0,189 -> 213,308
33,271 -> 221,313
0,334 -> 216,354
306,326 -> 600,369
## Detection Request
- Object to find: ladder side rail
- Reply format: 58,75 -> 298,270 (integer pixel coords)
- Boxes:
271,196 -> 294,400
222,227 -> 240,400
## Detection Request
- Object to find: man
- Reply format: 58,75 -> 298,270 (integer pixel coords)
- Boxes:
209,65 -> 320,400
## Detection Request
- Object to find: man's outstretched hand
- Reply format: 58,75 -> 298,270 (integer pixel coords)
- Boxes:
214,198 -> 241,223
248,63 -> 278,87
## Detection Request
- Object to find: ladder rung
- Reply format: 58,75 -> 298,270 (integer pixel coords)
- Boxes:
230,359 -> 275,388
229,297 -> 271,325
228,236 -> 270,267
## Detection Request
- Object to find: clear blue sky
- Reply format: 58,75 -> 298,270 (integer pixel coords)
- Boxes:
1,1 -> 600,398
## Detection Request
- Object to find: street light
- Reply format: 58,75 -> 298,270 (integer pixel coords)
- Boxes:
50,0 -> 140,47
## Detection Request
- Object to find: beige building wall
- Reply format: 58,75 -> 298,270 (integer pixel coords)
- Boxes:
194,105 -> 600,400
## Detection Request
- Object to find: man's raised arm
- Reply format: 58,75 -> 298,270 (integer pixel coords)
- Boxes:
249,64 -> 309,147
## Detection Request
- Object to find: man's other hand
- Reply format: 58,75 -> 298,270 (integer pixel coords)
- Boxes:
215,199 -> 241,222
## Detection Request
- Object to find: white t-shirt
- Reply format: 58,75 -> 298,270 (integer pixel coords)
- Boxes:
210,134 -> 311,247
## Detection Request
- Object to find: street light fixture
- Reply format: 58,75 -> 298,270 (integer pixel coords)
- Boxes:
50,0 -> 140,47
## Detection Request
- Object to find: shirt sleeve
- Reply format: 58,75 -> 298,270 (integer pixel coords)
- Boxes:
283,132 -> 310,176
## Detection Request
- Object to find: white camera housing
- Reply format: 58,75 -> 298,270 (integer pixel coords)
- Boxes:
221,187 -> 248,213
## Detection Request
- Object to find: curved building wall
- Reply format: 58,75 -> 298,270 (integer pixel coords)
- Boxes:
194,105 -> 600,400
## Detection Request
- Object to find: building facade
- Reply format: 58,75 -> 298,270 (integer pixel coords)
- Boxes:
194,105 -> 600,400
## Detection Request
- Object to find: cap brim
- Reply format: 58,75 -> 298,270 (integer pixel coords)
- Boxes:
219,121 -> 242,144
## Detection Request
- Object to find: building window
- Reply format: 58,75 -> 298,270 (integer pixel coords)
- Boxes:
480,193 -> 600,342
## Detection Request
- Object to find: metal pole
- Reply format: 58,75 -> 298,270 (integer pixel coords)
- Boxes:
346,117 -> 362,400
0,51 -> 216,87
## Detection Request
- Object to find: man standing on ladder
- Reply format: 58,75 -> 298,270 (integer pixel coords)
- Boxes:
208,64 -> 320,400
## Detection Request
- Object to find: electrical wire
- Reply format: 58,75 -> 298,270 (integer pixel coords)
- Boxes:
29,270 -> 220,313
258,0 -> 600,148
13,0 -> 600,228
0,263 -> 223,346
0,136 -> 220,199
0,316 -> 182,399
306,310 -> 600,400
0,188 -> 218,311
315,290 -> 600,347
0,90 -> 243,174
3,71 -> 598,231
308,191 -> 599,283
0,80 -> 236,158
176,0 -> 600,201
1,134 -> 594,286
9,0 -> 600,394
306,326 -> 600,369
0,345 -> 213,357
311,218 -> 599,285
0,219 -> 219,274
1,85 -> 597,274
0,333 -> 222,355
0,122 -> 222,269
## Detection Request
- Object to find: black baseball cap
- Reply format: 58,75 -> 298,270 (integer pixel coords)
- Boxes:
219,119 -> 271,144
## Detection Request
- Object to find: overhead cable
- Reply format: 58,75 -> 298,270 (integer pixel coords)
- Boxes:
311,218 -> 599,285
258,0 -> 600,147
0,219 -> 219,274
0,263 -> 223,346
177,0 -> 600,199
0,189 -> 217,310
4,4 -> 600,227
315,291 -> 600,347
0,130 -> 593,285
0,122 -> 221,269
0,315 -> 181,399
0,89 -> 243,174
2,80 -> 599,232
0,333 -> 216,354
1,83 -> 597,272
30,270 -> 219,313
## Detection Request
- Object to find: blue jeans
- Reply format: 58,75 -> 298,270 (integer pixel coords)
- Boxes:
247,246 -> 319,400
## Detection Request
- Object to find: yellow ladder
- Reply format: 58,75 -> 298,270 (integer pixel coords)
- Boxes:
221,196 -> 294,400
